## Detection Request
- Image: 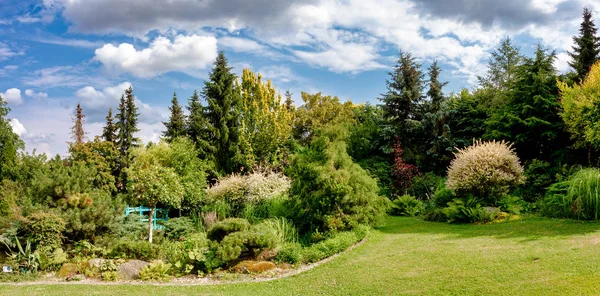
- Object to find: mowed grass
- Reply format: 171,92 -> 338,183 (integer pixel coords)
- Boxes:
4,216 -> 600,295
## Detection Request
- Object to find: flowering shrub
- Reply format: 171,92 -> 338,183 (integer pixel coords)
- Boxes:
446,140 -> 525,201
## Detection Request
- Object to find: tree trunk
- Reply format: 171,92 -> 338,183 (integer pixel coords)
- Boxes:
588,145 -> 592,166
148,207 -> 155,243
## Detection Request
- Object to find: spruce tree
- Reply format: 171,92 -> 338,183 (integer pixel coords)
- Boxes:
187,90 -> 212,159
202,51 -> 244,175
116,95 -> 127,155
102,107 -> 117,143
124,86 -> 140,150
478,37 -> 523,92
380,51 -> 425,136
115,86 -> 140,190
427,61 -> 448,113
71,103 -> 86,144
284,90 -> 294,111
163,92 -> 186,142
569,8 -> 600,82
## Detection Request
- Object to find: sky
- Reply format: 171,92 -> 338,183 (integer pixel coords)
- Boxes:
1,0 -> 599,156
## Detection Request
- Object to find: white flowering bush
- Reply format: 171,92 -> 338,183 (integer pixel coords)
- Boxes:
446,140 -> 525,201
207,171 -> 291,205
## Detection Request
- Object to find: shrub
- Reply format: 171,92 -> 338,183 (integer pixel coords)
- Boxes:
109,240 -> 156,261
391,138 -> 419,195
253,218 -> 299,246
519,160 -> 555,202
301,225 -> 368,264
432,182 -> 455,208
101,271 -> 118,281
409,172 -> 445,200
275,243 -> 302,264
140,261 -> 172,281
61,190 -> 124,242
206,171 -> 291,217
497,195 -> 522,215
446,140 -> 525,201
207,218 -> 250,242
112,214 -> 148,241
215,228 -> 277,262
163,217 -> 197,240
23,211 -> 65,250
357,156 -> 394,197
287,127 -> 387,234
390,195 -> 424,217
442,197 -> 498,223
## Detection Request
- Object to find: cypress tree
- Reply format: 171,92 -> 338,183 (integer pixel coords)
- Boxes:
163,92 -> 186,142
102,107 -> 117,143
71,103 -> 86,144
202,51 -> 244,175
569,8 -> 600,82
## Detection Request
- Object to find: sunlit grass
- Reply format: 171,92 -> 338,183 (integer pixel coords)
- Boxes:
3,216 -> 600,295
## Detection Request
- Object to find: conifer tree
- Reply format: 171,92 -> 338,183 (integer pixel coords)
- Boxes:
478,37 -> 523,92
115,86 -> 140,190
163,92 -> 186,142
427,61 -> 448,113
284,90 -> 294,111
124,86 -> 140,150
71,103 -> 86,144
569,8 -> 600,82
186,90 -> 212,160
202,51 -> 244,175
102,107 -> 117,143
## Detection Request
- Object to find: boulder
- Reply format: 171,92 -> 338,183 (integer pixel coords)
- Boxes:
58,263 -> 79,279
257,249 -> 278,261
232,260 -> 277,274
88,258 -> 106,269
118,260 -> 149,280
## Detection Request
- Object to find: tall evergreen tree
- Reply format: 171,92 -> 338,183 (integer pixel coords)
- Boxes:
102,107 -> 117,143
569,8 -> 600,82
124,86 -> 140,149
163,92 -> 186,142
380,51 -> 425,132
116,95 -> 127,155
186,90 -> 212,161
486,45 -> 567,162
115,86 -> 140,190
284,90 -> 294,111
427,60 -> 448,113
202,51 -> 244,175
71,103 -> 86,144
478,37 -> 523,93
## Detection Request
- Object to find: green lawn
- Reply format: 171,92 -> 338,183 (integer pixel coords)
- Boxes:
3,216 -> 600,295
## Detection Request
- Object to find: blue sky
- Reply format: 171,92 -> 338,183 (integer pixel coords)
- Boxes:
1,0 -> 599,156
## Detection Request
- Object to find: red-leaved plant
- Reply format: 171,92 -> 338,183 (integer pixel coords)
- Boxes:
391,137 -> 419,196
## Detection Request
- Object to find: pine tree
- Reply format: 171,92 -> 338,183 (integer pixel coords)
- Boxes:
284,90 -> 294,111
163,92 -> 186,142
380,51 -> 425,138
569,8 -> 600,82
71,103 -> 86,144
478,37 -> 523,92
202,51 -> 244,175
102,107 -> 117,143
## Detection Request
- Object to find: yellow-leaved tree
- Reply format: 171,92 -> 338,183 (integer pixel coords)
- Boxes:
558,61 -> 600,163
239,68 -> 293,168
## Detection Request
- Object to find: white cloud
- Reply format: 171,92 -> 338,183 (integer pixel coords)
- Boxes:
25,65 -> 109,88
1,88 -> 23,105
9,119 -> 26,136
555,52 -> 572,73
75,82 -> 168,124
0,43 -> 24,61
94,34 -> 218,78
219,36 -> 265,52
258,65 -> 295,83
32,36 -> 106,48
24,89 -> 49,99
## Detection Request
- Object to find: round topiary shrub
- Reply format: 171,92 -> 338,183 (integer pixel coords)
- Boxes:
446,140 -> 525,201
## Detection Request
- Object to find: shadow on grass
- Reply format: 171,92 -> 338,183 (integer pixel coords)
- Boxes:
376,216 -> 600,241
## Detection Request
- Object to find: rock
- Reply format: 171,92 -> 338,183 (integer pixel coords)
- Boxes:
257,249 -> 278,261
118,260 -> 149,280
232,260 -> 277,274
58,263 -> 79,279
484,206 -> 499,214
88,258 -> 106,269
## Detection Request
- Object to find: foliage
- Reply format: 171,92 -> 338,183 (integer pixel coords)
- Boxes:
207,218 -> 250,242
70,103 -> 86,144
139,261 -> 172,281
446,140 -> 525,201
390,195 -> 424,217
559,61 -> 600,154
478,37 -> 523,97
409,172 -> 444,200
391,138 -> 419,196
0,94 -> 24,180
442,197 -> 498,223
293,92 -> 355,144
275,242 -> 303,264
3,237 -> 39,273
558,168 -> 600,220
497,195 -> 522,215
115,86 -> 140,190
253,218 -> 299,246
206,170 -> 290,217
37,247 -> 67,271
101,271 -> 119,281
239,68 -> 293,167
163,217 -> 197,240
287,126 -> 387,234
356,156 -> 394,197
61,190 -> 124,242
300,225 -> 368,264
69,138 -> 119,193
109,240 -> 156,261
214,227 -> 277,262
518,159 -> 556,202
102,108 -> 117,143
22,211 -> 65,250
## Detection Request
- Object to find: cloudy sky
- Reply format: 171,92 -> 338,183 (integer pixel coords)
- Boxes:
1,0 -> 599,156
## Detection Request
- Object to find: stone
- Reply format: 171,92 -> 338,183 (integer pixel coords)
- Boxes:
58,263 -> 79,279
232,260 -> 277,274
68,274 -> 86,281
257,249 -> 278,261
118,260 -> 149,280
88,258 -> 106,269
